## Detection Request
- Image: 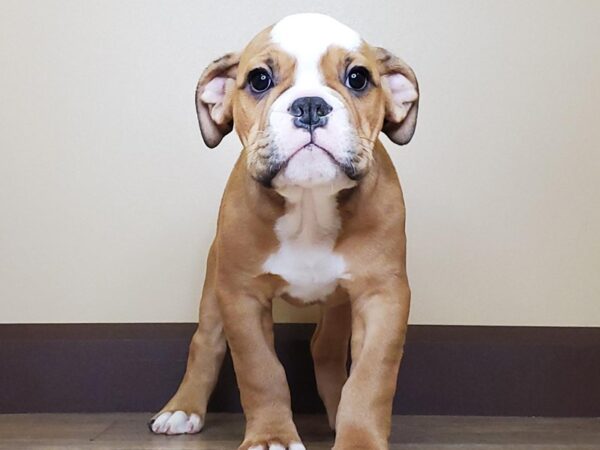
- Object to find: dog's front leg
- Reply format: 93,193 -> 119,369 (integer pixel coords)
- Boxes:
150,242 -> 226,435
219,288 -> 304,450
333,281 -> 410,450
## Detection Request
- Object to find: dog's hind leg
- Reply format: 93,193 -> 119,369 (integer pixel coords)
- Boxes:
311,290 -> 351,430
149,241 -> 226,435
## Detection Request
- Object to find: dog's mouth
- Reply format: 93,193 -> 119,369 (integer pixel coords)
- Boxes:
288,141 -> 337,164
256,141 -> 358,188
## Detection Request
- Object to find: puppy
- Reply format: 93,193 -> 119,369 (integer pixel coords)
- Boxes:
150,13 -> 419,450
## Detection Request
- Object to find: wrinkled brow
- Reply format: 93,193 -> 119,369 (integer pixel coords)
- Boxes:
239,48 -> 296,86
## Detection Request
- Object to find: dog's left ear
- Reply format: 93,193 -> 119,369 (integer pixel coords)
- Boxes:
375,47 -> 419,145
195,52 -> 240,148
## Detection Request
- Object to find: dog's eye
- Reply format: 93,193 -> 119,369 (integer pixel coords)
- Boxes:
345,66 -> 370,91
248,68 -> 273,93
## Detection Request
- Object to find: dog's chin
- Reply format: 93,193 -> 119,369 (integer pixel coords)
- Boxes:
269,145 -> 355,191
252,143 -> 361,190
279,146 -> 339,186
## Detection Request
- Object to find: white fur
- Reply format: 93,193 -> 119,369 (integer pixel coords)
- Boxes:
264,176 -> 355,303
271,13 -> 361,88
262,15 -> 362,300
268,93 -> 354,187
268,14 -> 362,187
151,410 -> 203,435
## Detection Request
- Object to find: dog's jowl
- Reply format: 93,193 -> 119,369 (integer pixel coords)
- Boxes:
150,13 -> 419,450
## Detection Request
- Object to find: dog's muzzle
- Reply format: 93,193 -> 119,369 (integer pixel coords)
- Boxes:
254,93 -> 363,188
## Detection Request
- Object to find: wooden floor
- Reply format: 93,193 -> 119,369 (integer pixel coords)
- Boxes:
0,413 -> 598,449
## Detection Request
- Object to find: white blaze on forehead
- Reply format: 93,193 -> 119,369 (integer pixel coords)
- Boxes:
266,14 -> 360,189
270,13 -> 362,86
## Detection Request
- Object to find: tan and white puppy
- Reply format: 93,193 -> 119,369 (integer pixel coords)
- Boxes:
150,13 -> 419,450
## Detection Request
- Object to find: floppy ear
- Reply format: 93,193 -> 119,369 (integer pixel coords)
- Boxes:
375,47 -> 419,145
195,52 -> 239,148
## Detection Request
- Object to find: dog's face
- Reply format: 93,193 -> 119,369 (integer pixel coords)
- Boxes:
196,14 -> 419,189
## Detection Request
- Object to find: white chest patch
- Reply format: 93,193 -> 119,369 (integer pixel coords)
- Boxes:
263,181 -> 353,303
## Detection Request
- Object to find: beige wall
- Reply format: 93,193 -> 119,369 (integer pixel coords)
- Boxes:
1,1 -> 599,326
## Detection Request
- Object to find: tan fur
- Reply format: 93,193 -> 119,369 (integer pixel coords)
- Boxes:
153,18 -> 417,450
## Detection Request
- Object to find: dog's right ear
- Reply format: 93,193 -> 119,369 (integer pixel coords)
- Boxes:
195,52 -> 240,148
374,47 -> 419,146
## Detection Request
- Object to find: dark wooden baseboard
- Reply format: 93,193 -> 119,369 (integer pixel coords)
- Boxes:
1,323 -> 599,416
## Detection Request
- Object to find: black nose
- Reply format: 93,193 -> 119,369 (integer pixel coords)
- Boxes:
288,96 -> 332,130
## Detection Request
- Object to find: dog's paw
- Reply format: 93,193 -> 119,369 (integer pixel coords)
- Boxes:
246,442 -> 305,450
148,410 -> 203,435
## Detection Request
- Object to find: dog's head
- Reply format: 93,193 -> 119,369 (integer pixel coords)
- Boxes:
195,13 -> 419,189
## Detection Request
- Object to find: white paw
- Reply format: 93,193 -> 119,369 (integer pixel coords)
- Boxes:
248,443 -> 305,450
150,410 -> 203,435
